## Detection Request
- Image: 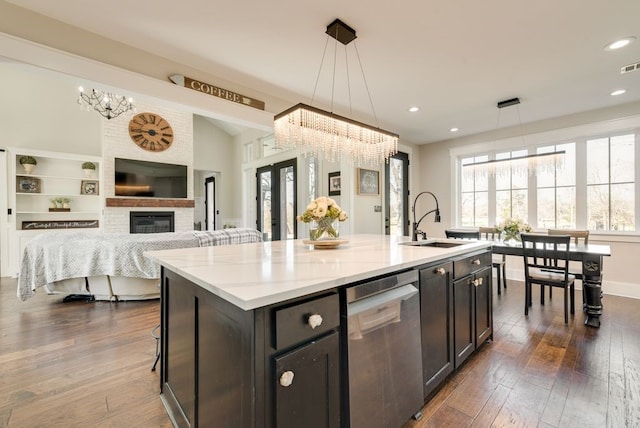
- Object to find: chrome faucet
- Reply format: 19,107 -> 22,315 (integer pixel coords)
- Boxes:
411,191 -> 441,241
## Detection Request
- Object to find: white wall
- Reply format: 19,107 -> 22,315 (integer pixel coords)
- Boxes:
0,62 -> 102,155
193,115 -> 240,227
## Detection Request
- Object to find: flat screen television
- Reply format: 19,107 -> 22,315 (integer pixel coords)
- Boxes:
114,158 -> 187,198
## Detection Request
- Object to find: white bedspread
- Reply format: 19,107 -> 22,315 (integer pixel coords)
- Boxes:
18,228 -> 263,301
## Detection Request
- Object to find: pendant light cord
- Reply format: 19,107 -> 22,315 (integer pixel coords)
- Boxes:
354,41 -> 380,129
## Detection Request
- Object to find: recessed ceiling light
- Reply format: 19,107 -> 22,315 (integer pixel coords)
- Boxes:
604,36 -> 636,51
611,89 -> 626,96
450,127 -> 459,132
409,106 -> 420,113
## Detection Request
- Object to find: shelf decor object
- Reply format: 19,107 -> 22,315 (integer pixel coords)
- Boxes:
80,180 -> 99,195
273,19 -> 398,166
82,162 -> 96,177
77,86 -> 135,120
18,155 -> 37,174
463,98 -> 565,179
16,176 -> 41,193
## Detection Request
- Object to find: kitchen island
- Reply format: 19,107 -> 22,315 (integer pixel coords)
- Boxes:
146,234 -> 494,428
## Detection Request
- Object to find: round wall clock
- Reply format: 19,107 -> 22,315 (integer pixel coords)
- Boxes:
128,112 -> 174,152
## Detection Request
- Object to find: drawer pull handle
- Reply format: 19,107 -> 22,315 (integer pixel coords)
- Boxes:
472,259 -> 481,265
308,314 -> 323,329
473,279 -> 480,287
434,267 -> 446,276
279,370 -> 294,387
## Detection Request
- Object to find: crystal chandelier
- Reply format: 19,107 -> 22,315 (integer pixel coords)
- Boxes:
274,19 -> 398,166
77,86 -> 135,120
463,98 -> 565,179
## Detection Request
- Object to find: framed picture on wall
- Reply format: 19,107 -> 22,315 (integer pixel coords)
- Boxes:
357,168 -> 379,195
328,171 -> 341,196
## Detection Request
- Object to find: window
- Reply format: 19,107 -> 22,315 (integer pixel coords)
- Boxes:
536,143 -> 576,228
457,131 -> 636,232
587,134 -> 635,231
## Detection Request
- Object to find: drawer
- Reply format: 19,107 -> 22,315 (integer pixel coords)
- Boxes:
453,251 -> 492,280
275,293 -> 339,350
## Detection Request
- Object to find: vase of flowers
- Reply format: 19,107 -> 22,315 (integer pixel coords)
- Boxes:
298,196 -> 348,241
495,218 -> 531,243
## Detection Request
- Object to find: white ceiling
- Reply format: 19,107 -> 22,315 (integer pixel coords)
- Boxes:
8,0 -> 640,144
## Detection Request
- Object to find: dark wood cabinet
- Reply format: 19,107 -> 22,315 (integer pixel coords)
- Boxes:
160,268 -> 340,428
451,250 -> 493,368
419,261 -> 454,400
474,266 -> 493,346
453,274 -> 475,367
274,332 -> 340,428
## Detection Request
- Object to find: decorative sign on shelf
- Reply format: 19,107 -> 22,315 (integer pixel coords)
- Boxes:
22,220 -> 99,230
169,74 -> 265,110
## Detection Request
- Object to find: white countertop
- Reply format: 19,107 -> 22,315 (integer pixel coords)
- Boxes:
144,234 -> 491,310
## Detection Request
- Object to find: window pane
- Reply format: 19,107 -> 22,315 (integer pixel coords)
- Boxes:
475,192 -> 488,226
537,188 -> 555,228
556,143 -> 576,186
496,190 -> 510,223
512,189 -> 528,221
587,138 -> 609,185
536,146 -> 555,187
556,187 -> 576,228
587,184 -> 609,230
611,183 -> 635,231
460,193 -> 474,226
461,158 -> 475,192
611,134 -> 634,183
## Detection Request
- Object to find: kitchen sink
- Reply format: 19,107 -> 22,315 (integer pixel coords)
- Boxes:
399,240 -> 468,248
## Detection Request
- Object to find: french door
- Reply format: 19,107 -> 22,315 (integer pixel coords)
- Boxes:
256,159 -> 297,241
385,151 -> 410,236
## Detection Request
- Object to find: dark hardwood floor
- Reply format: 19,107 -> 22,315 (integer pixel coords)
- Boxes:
2,276 -> 639,427
0,277 -> 171,427
406,281 -> 640,428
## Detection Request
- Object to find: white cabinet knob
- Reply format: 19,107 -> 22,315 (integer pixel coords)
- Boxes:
472,259 -> 481,265
435,267 -> 446,276
279,370 -> 294,387
308,314 -> 323,329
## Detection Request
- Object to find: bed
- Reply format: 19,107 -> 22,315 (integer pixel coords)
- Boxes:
18,228 -> 263,301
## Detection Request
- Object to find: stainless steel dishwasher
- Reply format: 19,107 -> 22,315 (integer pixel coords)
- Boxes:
346,270 -> 423,428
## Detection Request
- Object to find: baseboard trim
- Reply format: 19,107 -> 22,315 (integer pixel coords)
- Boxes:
500,269 -> 640,300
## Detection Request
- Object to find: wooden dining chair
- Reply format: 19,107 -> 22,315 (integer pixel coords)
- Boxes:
547,229 -> 589,299
520,233 -> 575,324
478,226 -> 507,295
445,229 -> 480,240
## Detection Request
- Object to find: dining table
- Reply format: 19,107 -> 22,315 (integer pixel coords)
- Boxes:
489,239 -> 611,328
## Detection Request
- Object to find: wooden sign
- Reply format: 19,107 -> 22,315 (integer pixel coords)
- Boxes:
169,74 -> 265,110
22,220 -> 99,230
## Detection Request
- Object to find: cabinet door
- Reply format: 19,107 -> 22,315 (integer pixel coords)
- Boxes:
453,276 -> 475,368
419,261 -> 454,399
274,332 -> 340,428
474,266 -> 493,347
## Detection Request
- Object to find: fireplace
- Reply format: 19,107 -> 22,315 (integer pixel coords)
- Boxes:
130,211 -> 175,234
